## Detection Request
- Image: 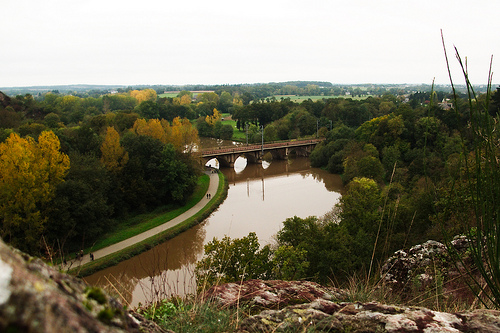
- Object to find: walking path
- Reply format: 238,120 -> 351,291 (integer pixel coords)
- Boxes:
69,170 -> 220,268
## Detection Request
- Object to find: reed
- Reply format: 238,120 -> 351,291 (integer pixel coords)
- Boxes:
442,31 -> 500,308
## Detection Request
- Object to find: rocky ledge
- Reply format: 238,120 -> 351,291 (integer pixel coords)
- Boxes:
1,235 -> 499,332
0,239 -> 170,333
204,279 -> 500,332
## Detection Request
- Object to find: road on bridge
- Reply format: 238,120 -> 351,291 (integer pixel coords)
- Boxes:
201,138 -> 324,156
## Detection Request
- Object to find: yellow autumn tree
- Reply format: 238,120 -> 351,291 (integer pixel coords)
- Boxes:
173,94 -> 191,105
180,94 -> 192,105
100,126 -> 129,172
161,119 -> 172,142
130,89 -> 157,103
132,118 -> 168,143
233,94 -> 244,107
205,108 -> 222,126
170,117 -> 199,152
0,131 -> 70,253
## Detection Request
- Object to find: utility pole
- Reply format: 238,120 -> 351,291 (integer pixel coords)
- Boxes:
246,123 -> 248,145
261,125 -> 264,156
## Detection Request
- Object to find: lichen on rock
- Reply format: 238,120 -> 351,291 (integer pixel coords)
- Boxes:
0,238 -> 170,332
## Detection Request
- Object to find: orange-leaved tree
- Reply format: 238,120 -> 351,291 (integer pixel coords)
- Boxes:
0,131 -> 70,254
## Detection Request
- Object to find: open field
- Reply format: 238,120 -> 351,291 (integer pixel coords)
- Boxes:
158,92 -> 179,98
221,114 -> 246,141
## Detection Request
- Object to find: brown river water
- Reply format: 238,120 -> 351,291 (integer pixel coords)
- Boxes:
84,139 -> 343,307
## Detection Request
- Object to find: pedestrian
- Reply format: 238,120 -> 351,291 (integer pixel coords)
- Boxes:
90,253 -> 94,261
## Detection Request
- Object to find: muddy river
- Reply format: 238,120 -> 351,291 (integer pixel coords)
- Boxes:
84,139 -> 343,307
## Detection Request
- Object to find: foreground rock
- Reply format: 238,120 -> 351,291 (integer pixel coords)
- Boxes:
0,239 -> 170,333
381,237 -> 477,305
204,279 -> 500,332
239,300 -> 500,332
203,279 -> 348,308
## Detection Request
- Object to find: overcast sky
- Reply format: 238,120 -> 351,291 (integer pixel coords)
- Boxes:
1,0 -> 498,87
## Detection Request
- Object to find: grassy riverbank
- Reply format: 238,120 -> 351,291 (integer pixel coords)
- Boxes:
72,171 -> 227,277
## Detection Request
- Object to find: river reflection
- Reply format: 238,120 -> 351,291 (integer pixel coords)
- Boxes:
84,156 -> 343,307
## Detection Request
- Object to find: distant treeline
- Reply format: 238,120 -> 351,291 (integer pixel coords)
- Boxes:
1,81 -> 492,98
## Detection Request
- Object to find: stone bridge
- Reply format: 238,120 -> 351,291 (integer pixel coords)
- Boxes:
200,138 -> 323,167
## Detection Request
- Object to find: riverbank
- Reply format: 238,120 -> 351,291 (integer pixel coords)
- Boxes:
68,170 -> 227,277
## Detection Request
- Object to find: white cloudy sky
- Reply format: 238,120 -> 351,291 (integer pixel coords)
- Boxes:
1,0 -> 498,87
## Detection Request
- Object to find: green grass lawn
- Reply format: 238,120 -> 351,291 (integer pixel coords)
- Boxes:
158,92 -> 179,98
221,113 -> 246,141
87,174 -> 210,252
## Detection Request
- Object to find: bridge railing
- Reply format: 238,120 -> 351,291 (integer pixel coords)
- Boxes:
201,138 -> 324,156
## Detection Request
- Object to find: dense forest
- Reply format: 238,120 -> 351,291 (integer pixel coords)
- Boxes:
1,82 -> 499,288
0,89 -> 201,256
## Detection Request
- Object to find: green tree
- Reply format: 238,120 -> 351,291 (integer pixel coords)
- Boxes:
214,122 -> 233,140
136,100 -> 160,119
217,91 -> 233,113
44,112 -> 62,128
46,153 -> 113,252
195,232 -> 272,286
119,133 -> 198,211
0,106 -> 23,129
272,245 -> 309,280
158,144 -> 198,204
263,124 -> 278,141
339,177 -> 381,236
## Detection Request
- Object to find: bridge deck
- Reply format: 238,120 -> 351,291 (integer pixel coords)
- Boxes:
201,138 -> 323,157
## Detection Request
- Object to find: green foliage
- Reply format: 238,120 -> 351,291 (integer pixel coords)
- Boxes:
342,144 -> 384,183
141,299 -> 178,322
276,216 -> 341,281
0,81 -> 495,291
196,116 -> 234,140
86,287 -> 107,305
272,245 -> 309,280
213,122 -> 233,140
195,232 -> 272,287
46,153 -> 113,251
97,307 -> 115,323
158,143 -> 198,203
0,106 -> 23,129
139,297 -> 243,333
273,179 -> 384,282
442,46 -> 500,308
119,135 -> 198,211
